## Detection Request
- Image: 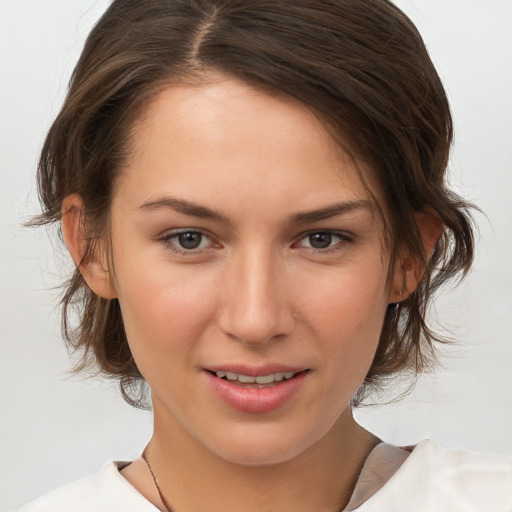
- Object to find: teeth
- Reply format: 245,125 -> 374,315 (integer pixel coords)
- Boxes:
255,374 -> 275,384
239,374 -> 256,383
215,371 -> 298,383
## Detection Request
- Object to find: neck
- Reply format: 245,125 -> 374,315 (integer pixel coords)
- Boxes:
144,405 -> 379,512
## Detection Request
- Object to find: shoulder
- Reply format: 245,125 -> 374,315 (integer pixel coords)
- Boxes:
411,440 -> 512,488
17,461 -> 158,512
358,440 -> 512,512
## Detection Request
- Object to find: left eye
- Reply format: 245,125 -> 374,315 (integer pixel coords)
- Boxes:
163,231 -> 212,251
297,232 -> 346,250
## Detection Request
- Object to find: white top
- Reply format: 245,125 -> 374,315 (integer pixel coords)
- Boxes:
18,440 -> 512,512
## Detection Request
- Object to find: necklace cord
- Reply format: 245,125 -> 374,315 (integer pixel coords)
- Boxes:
142,448 -> 173,512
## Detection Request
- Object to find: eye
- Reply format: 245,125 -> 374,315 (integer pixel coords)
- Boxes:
296,231 -> 350,251
160,230 -> 213,252
176,231 -> 205,250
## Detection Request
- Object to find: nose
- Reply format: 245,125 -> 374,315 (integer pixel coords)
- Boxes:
218,245 -> 295,346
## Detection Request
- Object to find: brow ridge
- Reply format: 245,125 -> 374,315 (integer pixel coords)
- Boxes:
292,199 -> 372,223
139,197 -> 229,222
139,195 -> 372,224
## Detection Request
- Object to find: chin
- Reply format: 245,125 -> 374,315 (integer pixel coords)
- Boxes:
215,443 -> 307,467
202,422 -> 328,467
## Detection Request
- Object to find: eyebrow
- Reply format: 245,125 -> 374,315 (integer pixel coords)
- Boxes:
139,196 -> 372,224
291,199 -> 373,223
139,197 -> 229,223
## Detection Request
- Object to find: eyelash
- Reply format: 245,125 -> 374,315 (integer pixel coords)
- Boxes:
157,229 -> 353,255
294,231 -> 353,253
158,229 -> 217,256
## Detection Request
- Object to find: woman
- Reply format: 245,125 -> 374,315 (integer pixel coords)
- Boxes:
18,0 -> 512,510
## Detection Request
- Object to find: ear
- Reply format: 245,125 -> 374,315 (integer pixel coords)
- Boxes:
388,211 -> 443,303
61,194 -> 117,299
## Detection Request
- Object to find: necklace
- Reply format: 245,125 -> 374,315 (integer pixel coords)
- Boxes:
141,447 -> 348,512
142,448 -> 173,512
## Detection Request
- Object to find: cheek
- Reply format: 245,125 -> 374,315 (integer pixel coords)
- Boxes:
302,262 -> 389,329
298,262 -> 389,369
114,257 -> 219,363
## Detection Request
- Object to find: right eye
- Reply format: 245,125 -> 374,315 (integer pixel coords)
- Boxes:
159,230 -> 214,253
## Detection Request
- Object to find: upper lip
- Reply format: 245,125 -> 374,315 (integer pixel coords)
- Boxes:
205,364 -> 309,377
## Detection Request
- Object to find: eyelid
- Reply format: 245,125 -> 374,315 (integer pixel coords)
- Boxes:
158,228 -> 219,253
294,230 -> 354,251
156,228 -> 353,255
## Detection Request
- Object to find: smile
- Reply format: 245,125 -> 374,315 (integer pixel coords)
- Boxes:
214,371 -> 298,385
205,368 -> 310,413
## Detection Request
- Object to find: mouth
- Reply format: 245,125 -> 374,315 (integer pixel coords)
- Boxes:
207,369 -> 309,388
204,366 -> 310,413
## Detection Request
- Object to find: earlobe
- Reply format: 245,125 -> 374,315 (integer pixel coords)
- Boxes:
388,210 -> 443,303
388,258 -> 420,304
61,194 -> 117,300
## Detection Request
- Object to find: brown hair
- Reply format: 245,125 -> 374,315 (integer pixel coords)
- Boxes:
34,0 -> 474,407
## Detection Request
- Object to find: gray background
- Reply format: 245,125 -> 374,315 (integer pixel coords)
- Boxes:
1,1 -> 511,510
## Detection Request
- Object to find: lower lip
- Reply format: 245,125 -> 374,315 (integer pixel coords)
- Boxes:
204,371 -> 308,414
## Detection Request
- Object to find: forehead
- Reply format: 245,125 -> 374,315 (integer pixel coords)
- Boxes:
120,76 -> 384,220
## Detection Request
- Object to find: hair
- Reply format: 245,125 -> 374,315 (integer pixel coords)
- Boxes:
33,0 -> 474,408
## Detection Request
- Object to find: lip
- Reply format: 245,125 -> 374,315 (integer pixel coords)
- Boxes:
204,365 -> 309,414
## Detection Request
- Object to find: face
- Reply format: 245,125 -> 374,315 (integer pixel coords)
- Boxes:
107,76 -> 396,465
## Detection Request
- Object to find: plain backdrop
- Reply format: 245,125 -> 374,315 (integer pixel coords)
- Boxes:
1,1 -> 511,510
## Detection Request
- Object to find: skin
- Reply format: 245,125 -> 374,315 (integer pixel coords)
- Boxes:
63,75 -> 422,512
